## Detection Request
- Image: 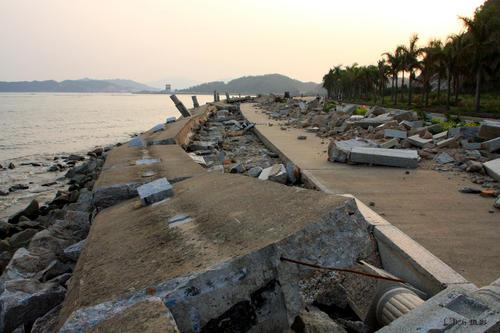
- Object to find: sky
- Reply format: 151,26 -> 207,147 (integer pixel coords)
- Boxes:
0,0 -> 485,88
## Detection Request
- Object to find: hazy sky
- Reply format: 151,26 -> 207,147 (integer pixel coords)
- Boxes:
0,0 -> 484,88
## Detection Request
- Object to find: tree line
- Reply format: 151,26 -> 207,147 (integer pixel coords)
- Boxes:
322,0 -> 500,113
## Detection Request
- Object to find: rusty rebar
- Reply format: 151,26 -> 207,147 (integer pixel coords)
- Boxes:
280,256 -> 406,283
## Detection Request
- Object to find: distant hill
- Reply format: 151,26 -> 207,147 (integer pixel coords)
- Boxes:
179,74 -> 325,95
0,78 -> 159,93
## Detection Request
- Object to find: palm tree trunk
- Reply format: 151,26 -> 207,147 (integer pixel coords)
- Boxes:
437,74 -> 441,104
394,74 -> 399,105
446,73 -> 451,111
408,72 -> 412,106
425,83 -> 429,107
401,71 -> 405,102
475,69 -> 481,113
391,76 -> 395,103
454,74 -> 459,104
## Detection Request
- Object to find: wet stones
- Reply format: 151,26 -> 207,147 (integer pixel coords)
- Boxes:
259,164 -> 288,184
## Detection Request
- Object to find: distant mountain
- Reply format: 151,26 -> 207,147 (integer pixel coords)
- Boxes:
179,74 -> 325,95
0,78 -> 159,93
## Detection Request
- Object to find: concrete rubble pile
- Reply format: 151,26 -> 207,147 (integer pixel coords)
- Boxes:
256,95 -> 500,210
184,102 -> 301,185
0,147 -> 110,332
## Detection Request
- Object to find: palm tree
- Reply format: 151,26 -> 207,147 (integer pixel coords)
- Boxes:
430,39 -> 445,104
396,44 -> 407,102
322,69 -> 335,99
377,59 -> 389,104
444,33 -> 465,110
460,14 -> 493,113
383,50 -> 401,105
400,34 -> 423,106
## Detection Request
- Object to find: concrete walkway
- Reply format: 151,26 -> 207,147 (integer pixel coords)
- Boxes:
241,103 -> 500,287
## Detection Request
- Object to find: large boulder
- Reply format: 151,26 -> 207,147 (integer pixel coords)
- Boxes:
292,308 -> 347,333
0,279 -> 65,332
8,200 -> 39,224
1,248 -> 54,282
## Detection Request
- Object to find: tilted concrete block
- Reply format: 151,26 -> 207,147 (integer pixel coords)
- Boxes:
350,147 -> 419,168
137,178 -> 173,206
483,158 -> 500,182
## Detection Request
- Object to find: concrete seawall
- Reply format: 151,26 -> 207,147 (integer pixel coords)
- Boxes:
56,99 -> 499,332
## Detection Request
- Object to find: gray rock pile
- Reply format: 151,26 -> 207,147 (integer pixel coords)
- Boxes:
185,102 -> 301,185
0,147 -> 107,332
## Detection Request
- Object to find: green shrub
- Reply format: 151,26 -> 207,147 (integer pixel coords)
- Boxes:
354,107 -> 368,116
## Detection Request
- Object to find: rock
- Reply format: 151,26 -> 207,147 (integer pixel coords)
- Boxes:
258,164 -> 286,183
8,162 -> 15,169
0,279 -> 66,332
436,136 -> 460,148
47,165 -> 59,172
1,247 -> 54,281
137,178 -> 174,206
229,163 -> 245,174
0,221 -> 18,238
247,166 -> 263,178
407,135 -> 433,148
8,229 -> 39,249
9,184 -> 29,192
8,200 -> 39,224
0,189 -> 8,196
459,187 -> 482,194
494,197 -> 500,209
67,154 -> 85,161
484,158 -> 500,182
36,260 -> 73,282
17,219 -> 42,230
292,308 -> 347,333
30,304 -> 62,333
384,129 -> 407,139
62,239 -> 86,262
286,163 -> 300,184
480,189 -> 496,198
466,161 -> 484,173
297,136 -> 307,140
66,188 -> 93,212
434,152 -> 455,165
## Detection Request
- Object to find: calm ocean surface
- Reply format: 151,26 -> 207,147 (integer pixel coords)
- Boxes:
0,93 -> 215,161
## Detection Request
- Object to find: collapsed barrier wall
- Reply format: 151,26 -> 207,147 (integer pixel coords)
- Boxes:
54,99 -> 498,332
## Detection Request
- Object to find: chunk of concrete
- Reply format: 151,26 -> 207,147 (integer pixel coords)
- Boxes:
436,136 -> 459,148
149,124 -> 165,133
350,147 -> 419,168
478,120 -> 500,140
128,137 -> 145,148
408,135 -> 433,148
166,116 -> 176,124
137,178 -> 173,206
293,308 -> 347,333
380,138 -> 399,149
483,158 -> 500,182
259,164 -> 287,184
434,152 -> 455,164
384,129 -> 407,139
328,139 -> 377,163
353,114 -> 393,129
461,140 -> 482,150
481,137 -> 500,153
432,131 -> 448,141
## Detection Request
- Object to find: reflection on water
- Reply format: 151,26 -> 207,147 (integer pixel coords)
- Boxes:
0,93 -> 215,161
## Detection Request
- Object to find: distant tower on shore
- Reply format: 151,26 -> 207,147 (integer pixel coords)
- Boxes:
165,84 -> 171,93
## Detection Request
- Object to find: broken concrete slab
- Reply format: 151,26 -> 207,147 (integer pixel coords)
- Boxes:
483,158 -> 500,182
478,120 -> 500,140
436,136 -> 459,148
166,116 -> 176,124
350,148 -> 419,168
58,173 -> 375,332
448,126 -> 480,140
384,129 -> 407,139
328,139 -> 377,163
481,137 -> 500,153
137,178 -> 173,206
407,135 -> 433,148
149,124 -> 165,133
380,138 -> 399,149
432,131 -> 448,142
128,137 -> 145,148
353,114 -> 393,129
